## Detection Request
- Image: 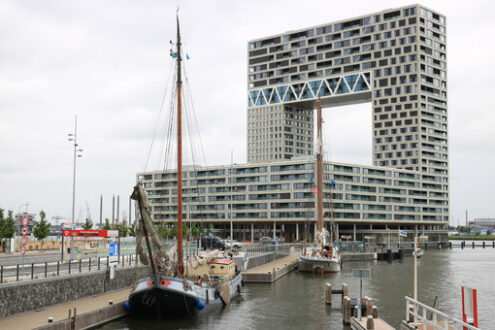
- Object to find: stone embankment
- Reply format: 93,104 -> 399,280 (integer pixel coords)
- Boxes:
0,265 -> 148,319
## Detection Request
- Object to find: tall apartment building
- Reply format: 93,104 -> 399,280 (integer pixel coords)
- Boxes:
246,5 -> 448,189
138,5 -> 449,242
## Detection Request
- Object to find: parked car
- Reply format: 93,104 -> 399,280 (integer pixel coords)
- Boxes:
259,237 -> 275,244
197,236 -> 225,250
224,239 -> 243,249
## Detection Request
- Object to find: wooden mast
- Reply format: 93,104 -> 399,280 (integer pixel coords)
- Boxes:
176,14 -> 184,275
316,97 -> 323,233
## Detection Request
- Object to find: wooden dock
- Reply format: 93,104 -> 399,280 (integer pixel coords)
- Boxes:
351,316 -> 395,330
241,254 -> 299,283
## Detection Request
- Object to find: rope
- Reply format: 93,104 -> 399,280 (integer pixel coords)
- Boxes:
143,59 -> 175,172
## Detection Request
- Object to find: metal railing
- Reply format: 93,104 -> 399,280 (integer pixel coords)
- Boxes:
0,254 -> 139,284
405,296 -> 479,330
244,244 -> 275,257
243,243 -> 302,257
340,241 -> 381,253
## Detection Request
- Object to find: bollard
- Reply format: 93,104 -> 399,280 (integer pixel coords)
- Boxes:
493,241 -> 495,249
325,283 -> 332,305
424,243 -> 427,250
398,249 -> 404,260
31,263 -> 34,279
57,261 -> 60,276
98,257 -> 101,270
79,259 -> 82,273
366,315 -> 374,330
366,298 -> 373,316
461,241 -> 464,249
472,241 -> 475,249
107,256 -> 110,269
342,283 -> 349,305
272,267 -> 276,281
73,308 -> 77,329
343,296 -> 351,325
354,305 -> 359,318
45,262 -> 48,277
89,258 -> 91,271
372,305 -> 378,318
0,265 -> 3,283
48,317 -> 54,323
449,242 -> 452,249
387,249 -> 392,263
483,241 -> 485,249
69,260 -> 72,274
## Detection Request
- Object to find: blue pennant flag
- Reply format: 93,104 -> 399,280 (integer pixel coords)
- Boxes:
171,52 -> 178,59
330,179 -> 335,185
186,53 -> 190,60
308,177 -> 313,182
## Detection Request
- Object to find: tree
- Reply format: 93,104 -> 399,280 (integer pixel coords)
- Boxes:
191,222 -> 201,237
114,222 -> 128,237
33,210 -> 51,240
103,218 -> 111,230
207,223 -> 213,235
0,209 -> 17,239
82,218 -> 93,230
0,208 -> 4,220
182,223 -> 190,238
169,222 -> 178,238
128,222 -> 136,237
158,222 -> 169,239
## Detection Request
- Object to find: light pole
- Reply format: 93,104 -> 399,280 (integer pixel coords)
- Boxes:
68,115 -> 83,260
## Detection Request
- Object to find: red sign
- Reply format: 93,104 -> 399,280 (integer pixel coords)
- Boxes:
21,216 -> 28,255
63,230 -> 119,238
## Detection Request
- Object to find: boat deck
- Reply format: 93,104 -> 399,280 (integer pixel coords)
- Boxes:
241,254 -> 299,283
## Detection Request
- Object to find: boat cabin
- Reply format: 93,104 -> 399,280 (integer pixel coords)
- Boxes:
190,258 -> 237,280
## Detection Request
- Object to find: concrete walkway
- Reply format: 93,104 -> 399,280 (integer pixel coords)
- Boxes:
242,254 -> 299,283
0,288 -> 130,330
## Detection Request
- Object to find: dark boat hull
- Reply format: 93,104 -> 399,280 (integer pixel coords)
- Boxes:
129,285 -> 198,317
129,274 -> 243,317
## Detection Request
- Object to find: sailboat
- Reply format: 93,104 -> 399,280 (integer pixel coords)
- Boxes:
298,97 -> 341,274
128,14 -> 242,317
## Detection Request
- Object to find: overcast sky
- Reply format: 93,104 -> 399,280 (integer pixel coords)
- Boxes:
1,0 -> 494,226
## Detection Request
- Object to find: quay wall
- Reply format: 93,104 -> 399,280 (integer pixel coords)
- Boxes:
34,302 -> 126,330
0,266 -> 149,319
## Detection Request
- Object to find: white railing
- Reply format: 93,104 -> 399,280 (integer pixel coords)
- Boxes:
405,296 -> 479,330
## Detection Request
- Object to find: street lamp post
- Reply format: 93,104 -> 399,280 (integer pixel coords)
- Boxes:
68,115 -> 83,260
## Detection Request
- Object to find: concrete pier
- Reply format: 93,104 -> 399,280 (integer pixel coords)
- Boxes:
242,254 -> 299,283
0,288 -> 130,330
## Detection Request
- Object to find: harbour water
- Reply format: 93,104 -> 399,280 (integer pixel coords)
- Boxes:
100,245 -> 495,329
